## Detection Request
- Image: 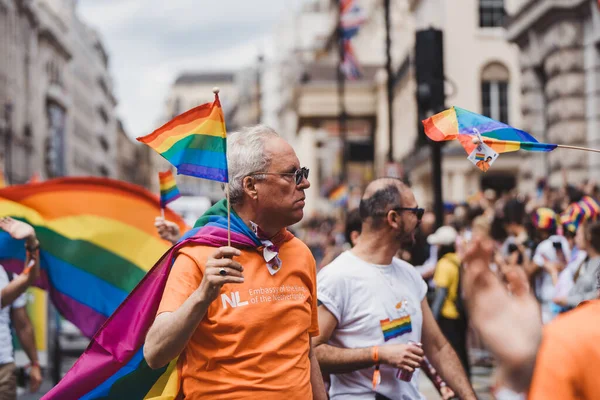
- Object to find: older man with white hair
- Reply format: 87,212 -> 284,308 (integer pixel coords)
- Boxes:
145,125 -> 327,400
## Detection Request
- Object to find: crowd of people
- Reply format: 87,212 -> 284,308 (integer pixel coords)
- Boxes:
1,123 -> 599,399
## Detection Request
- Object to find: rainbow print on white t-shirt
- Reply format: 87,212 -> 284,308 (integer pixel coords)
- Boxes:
380,316 -> 412,341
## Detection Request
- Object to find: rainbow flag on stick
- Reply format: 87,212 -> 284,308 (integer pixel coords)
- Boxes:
0,177 -> 188,338
158,171 -> 181,208
422,107 -> 558,156
137,92 -> 228,183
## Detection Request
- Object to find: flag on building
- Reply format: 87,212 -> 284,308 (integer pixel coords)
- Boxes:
158,170 -> 181,208
341,39 -> 362,80
340,0 -> 366,39
137,93 -> 228,183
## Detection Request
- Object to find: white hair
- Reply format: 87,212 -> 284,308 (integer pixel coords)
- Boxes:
225,125 -> 280,204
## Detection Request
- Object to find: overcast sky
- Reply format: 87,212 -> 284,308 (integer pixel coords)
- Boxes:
78,0 -> 305,138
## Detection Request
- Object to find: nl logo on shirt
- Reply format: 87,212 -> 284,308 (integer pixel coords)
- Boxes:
380,301 -> 413,341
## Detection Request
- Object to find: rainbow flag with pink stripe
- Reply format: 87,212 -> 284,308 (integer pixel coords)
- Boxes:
138,94 -> 228,183
380,316 -> 412,341
423,106 -> 557,155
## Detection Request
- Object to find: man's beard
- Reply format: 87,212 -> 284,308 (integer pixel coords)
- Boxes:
397,221 -> 418,248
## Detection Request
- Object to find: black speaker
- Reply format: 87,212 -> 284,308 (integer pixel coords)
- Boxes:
415,29 -> 445,112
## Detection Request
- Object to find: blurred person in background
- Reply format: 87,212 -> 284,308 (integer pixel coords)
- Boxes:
315,178 -> 475,400
462,235 -> 600,400
0,217 -> 42,399
530,208 -> 570,323
429,226 -> 470,379
553,221 -> 600,310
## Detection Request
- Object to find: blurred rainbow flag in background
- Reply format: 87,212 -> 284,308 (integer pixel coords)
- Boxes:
137,93 -> 228,182
158,171 -> 181,208
329,184 -> 349,206
0,177 -> 188,338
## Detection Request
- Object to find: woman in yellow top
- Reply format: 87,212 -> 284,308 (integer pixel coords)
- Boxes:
429,225 -> 470,379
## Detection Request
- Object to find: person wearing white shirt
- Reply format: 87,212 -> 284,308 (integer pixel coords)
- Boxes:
314,178 -> 475,400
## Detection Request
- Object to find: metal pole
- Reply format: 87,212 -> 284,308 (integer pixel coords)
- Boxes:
256,54 -> 264,124
337,0 -> 348,183
384,0 -> 394,162
4,103 -> 12,184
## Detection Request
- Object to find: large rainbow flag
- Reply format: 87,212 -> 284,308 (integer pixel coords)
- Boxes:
137,93 -> 228,182
423,106 -> 557,155
42,200 -> 265,400
0,177 -> 188,338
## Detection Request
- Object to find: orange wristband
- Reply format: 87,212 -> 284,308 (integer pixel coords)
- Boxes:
371,346 -> 379,364
371,346 -> 380,389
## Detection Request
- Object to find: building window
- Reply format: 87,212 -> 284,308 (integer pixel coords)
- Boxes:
481,62 -> 509,124
479,0 -> 505,28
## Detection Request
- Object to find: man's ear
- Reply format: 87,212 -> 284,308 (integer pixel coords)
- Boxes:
387,210 -> 401,230
243,176 -> 258,200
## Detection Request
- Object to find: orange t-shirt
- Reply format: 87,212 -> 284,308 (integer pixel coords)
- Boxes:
529,299 -> 600,400
156,235 -> 319,400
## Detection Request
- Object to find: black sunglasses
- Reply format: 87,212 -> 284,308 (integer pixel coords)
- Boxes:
377,207 -> 425,221
250,167 -> 309,185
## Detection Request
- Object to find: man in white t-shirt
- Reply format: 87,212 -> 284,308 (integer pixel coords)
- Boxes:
0,217 -> 43,399
314,178 -> 475,400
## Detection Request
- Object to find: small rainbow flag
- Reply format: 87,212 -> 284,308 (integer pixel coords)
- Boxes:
137,93 -> 228,183
475,153 -> 485,161
380,316 -> 412,341
329,184 -> 349,206
158,171 -> 181,208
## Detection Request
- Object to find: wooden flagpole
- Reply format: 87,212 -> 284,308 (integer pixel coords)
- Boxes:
213,86 -> 231,247
472,137 -> 600,154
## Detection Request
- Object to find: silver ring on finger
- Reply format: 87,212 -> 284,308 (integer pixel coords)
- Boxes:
219,268 -> 227,276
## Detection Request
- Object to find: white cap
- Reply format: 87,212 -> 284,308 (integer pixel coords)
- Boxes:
427,226 -> 458,246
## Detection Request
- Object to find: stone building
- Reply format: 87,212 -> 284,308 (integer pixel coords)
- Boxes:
506,0 -> 600,192
116,119 -> 153,190
0,0 -> 121,184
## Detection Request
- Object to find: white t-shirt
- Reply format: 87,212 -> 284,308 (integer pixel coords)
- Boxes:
0,266 -> 27,364
318,251 -> 428,400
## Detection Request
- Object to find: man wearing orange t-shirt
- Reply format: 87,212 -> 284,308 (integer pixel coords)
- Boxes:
144,125 -> 327,400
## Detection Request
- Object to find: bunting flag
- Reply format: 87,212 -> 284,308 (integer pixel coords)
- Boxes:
158,171 -> 181,208
42,200 -> 268,400
0,177 -> 188,338
422,106 -> 558,155
340,0 -> 366,39
340,39 -> 362,80
137,93 -> 228,183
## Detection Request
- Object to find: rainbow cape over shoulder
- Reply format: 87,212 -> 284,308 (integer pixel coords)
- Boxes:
42,200 -> 263,400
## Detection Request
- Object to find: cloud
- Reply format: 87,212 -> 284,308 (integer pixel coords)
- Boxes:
77,0 -> 305,137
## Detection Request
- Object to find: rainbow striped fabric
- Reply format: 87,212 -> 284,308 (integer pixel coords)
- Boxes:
0,177 -> 188,338
137,94 -> 228,182
158,171 -> 181,208
43,200 -> 263,400
532,208 -> 557,231
329,184 -> 349,206
423,106 -> 557,155
561,196 -> 600,233
380,316 -> 412,341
